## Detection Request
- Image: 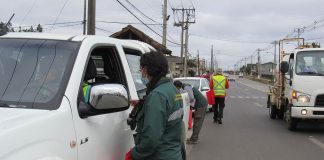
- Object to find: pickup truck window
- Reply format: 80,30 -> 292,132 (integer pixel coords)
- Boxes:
124,48 -> 146,98
0,39 -> 79,109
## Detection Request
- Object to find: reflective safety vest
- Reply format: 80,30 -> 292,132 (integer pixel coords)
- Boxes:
83,84 -> 91,103
212,75 -> 226,96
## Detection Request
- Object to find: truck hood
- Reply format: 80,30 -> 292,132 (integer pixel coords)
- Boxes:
0,97 -> 76,160
294,75 -> 324,95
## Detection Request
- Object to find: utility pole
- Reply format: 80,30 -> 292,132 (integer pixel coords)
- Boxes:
257,49 -> 261,79
197,50 -> 200,76
183,16 -> 189,77
83,0 -> 87,35
244,57 -> 247,74
172,8 -> 195,77
250,55 -> 253,76
87,0 -> 96,35
211,45 -> 214,73
162,0 -> 167,46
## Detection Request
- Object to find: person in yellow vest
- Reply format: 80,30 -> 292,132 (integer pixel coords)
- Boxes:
209,68 -> 229,124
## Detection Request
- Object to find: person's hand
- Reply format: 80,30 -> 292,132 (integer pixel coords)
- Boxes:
125,149 -> 132,160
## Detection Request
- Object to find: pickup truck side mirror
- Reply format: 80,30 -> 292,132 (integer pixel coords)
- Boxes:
90,84 -> 129,110
79,84 -> 129,118
280,61 -> 289,73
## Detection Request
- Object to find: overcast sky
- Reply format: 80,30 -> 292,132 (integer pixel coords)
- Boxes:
1,0 -> 324,70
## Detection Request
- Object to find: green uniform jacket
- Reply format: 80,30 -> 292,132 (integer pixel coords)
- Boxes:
192,87 -> 208,109
132,78 -> 183,160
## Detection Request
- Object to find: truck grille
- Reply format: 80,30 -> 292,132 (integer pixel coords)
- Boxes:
315,94 -> 324,107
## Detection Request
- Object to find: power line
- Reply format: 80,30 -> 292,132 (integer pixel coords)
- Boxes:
49,0 -> 70,32
95,26 -> 114,34
115,0 -> 180,46
19,0 -> 38,26
124,0 -> 161,25
97,20 -> 161,26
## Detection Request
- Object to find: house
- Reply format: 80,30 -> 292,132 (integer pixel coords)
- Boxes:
261,62 -> 277,76
165,56 -> 183,78
110,25 -> 172,55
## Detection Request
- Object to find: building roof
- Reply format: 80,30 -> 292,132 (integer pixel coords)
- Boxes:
110,25 -> 172,55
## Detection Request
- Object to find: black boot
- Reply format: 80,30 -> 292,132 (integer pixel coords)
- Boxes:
218,118 -> 222,124
213,117 -> 217,123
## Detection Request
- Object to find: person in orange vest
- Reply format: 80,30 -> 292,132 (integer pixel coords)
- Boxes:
210,68 -> 229,124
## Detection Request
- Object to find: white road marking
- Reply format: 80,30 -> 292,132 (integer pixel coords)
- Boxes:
230,96 -> 236,98
261,97 -> 267,99
253,96 -> 258,99
238,96 -> 243,98
309,136 -> 324,151
237,81 -> 268,93
252,102 -> 263,108
245,96 -> 250,99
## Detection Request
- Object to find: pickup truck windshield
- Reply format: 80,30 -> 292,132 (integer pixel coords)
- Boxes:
296,51 -> 324,76
0,39 -> 79,110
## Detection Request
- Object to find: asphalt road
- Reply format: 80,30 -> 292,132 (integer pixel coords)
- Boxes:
187,78 -> 324,160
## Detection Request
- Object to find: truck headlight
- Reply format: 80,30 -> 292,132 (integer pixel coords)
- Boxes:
297,95 -> 310,103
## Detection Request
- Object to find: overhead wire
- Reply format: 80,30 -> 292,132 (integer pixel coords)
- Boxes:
49,0 -> 70,32
122,0 -> 180,46
124,0 -> 161,25
115,0 -> 180,46
19,0 -> 38,26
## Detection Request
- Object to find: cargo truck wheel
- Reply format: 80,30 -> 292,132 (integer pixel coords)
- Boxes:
285,105 -> 297,131
277,105 -> 285,119
268,103 -> 277,119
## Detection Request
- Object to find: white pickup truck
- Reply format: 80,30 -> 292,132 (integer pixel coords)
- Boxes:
0,33 -> 190,160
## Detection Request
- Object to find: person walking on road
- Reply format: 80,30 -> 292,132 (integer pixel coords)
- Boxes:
210,68 -> 229,124
125,52 -> 183,160
174,81 -> 208,144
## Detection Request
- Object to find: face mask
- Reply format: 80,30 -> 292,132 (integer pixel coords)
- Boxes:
141,76 -> 149,85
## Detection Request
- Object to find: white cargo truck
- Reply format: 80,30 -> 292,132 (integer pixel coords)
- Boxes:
0,33 -> 190,160
268,38 -> 324,130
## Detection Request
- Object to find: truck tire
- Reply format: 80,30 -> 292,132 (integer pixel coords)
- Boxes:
285,105 -> 298,131
268,101 -> 277,119
277,105 -> 285,119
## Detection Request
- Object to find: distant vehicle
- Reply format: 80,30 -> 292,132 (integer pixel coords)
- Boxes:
174,77 -> 213,112
239,73 -> 244,78
227,75 -> 236,82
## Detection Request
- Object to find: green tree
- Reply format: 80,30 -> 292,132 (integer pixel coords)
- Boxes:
187,59 -> 197,68
36,24 -> 43,32
188,69 -> 196,77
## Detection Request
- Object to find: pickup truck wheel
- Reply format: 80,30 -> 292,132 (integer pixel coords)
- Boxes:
269,103 -> 277,119
285,107 -> 297,131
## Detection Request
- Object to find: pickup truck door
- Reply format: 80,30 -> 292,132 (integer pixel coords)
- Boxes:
66,39 -> 134,160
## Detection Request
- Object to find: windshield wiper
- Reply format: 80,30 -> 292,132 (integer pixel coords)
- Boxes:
299,72 -> 324,76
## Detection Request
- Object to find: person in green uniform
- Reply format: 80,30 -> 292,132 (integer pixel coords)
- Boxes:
173,81 -> 208,144
125,52 -> 184,160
